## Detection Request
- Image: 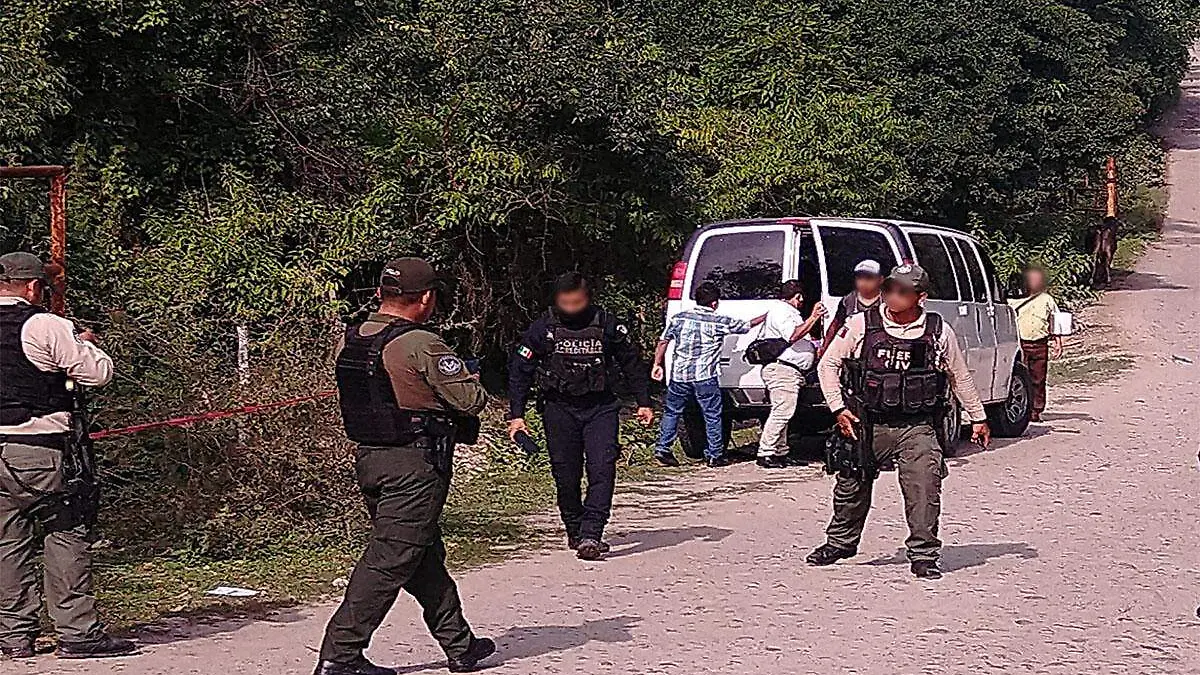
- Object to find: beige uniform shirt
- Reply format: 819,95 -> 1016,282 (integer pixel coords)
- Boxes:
1008,293 -> 1059,341
0,297 -> 114,434
347,313 -> 488,415
817,307 -> 987,422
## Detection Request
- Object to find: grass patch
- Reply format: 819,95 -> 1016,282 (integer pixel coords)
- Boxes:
1049,352 -> 1135,386
92,417 -> 681,631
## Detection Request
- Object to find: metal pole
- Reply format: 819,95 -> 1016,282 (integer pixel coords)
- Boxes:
49,172 -> 68,315
1105,156 -> 1118,219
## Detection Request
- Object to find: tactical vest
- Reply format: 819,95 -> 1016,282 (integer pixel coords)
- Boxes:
858,308 -> 949,419
0,303 -> 72,426
536,310 -> 609,396
840,293 -> 879,320
336,320 -> 434,446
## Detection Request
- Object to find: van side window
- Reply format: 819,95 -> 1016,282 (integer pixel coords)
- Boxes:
690,230 -> 785,300
972,242 -> 1005,302
819,227 -> 897,297
909,232 -> 959,300
953,238 -> 989,302
944,236 -> 975,301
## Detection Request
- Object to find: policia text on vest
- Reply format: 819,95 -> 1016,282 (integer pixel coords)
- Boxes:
809,263 -> 990,580
316,257 -> 496,675
507,276 -> 653,562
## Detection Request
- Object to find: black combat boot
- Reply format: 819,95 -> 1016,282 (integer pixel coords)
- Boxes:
447,637 -> 496,673
313,658 -> 396,675
705,455 -> 731,468
57,635 -> 138,659
805,543 -> 857,566
575,539 -> 606,561
567,536 -> 610,554
1,642 -> 34,659
911,561 -> 942,579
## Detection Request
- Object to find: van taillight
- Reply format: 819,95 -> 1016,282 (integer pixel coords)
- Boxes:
667,261 -> 687,300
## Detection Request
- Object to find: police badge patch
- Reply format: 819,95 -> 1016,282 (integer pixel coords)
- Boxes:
616,323 -> 629,336
437,355 -> 464,376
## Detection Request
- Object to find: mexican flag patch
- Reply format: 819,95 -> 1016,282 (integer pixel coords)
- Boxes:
517,345 -> 535,360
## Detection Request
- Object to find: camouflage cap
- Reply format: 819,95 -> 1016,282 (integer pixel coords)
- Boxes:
0,252 -> 48,282
379,257 -> 445,293
883,263 -> 930,294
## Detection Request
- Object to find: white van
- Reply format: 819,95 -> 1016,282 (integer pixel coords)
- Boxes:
663,217 -> 1033,457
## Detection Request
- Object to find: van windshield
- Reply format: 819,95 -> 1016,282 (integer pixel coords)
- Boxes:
690,230 -> 785,300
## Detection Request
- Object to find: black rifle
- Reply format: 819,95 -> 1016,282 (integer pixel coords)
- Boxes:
61,380 -> 100,528
824,359 -> 877,482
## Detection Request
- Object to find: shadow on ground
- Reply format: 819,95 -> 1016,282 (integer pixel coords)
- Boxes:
605,526 -> 732,559
128,599 -> 311,645
393,615 -> 642,674
861,542 -> 1039,573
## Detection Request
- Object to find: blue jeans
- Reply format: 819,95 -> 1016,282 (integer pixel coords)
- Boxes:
656,377 -> 724,460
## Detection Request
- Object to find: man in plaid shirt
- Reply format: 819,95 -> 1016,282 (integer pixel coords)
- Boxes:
651,282 -> 765,467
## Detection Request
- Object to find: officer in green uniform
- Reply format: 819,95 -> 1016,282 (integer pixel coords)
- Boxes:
808,264 -> 991,579
0,252 -> 136,660
315,258 -> 495,675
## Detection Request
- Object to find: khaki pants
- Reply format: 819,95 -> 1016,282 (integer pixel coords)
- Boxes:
824,422 -> 947,562
759,363 -> 801,458
0,441 -> 103,649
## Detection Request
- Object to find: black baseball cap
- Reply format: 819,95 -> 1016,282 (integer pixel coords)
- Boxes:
379,257 -> 446,293
0,252 -> 48,282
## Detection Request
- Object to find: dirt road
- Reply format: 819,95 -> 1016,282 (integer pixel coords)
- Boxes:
20,48 -> 1200,675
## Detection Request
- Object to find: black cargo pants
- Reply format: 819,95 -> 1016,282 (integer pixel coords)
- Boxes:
540,397 -> 621,543
319,442 -> 475,664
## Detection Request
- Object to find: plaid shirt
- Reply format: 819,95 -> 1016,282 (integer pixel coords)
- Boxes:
662,306 -> 752,382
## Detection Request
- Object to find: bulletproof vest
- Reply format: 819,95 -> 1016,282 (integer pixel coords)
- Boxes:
537,310 -> 609,396
857,308 -> 949,418
335,319 -> 432,446
841,293 -> 878,318
0,303 -> 72,426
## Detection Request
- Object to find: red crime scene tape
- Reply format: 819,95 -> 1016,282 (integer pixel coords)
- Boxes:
88,390 -> 337,440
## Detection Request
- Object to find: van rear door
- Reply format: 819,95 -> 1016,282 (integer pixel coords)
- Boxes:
811,220 -> 902,325
669,224 -> 795,396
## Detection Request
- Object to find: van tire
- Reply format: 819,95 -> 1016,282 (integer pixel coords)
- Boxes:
986,361 -> 1033,438
678,404 -> 732,460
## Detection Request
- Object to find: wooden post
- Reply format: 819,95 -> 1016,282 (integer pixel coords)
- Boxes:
1105,156 -> 1118,219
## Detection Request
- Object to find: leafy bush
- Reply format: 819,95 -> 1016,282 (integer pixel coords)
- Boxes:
0,0 -> 1197,565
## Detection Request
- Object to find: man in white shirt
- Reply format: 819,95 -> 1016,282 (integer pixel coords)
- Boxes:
0,252 -> 135,660
755,280 -> 825,468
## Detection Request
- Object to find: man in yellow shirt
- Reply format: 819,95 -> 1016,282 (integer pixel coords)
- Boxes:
1008,266 -> 1063,422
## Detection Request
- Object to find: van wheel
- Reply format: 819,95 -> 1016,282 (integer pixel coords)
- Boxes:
937,397 -> 966,457
986,361 -> 1033,438
678,404 -> 732,460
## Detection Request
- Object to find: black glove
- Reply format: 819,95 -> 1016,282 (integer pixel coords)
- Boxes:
513,430 -> 542,458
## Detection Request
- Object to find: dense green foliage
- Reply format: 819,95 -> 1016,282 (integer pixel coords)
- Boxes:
1,1 -> 1196,569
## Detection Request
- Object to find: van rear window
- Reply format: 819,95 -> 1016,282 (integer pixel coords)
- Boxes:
819,227 -> 897,297
690,230 -> 785,300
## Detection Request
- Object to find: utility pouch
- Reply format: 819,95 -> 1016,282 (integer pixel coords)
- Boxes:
453,416 -> 481,445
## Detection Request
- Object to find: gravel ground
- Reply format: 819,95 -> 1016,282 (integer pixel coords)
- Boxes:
19,44 -> 1200,675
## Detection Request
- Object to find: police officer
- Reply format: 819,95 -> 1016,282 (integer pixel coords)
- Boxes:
807,264 -> 990,579
820,259 -> 883,353
507,272 -> 653,561
0,252 -> 135,660
316,258 -> 494,675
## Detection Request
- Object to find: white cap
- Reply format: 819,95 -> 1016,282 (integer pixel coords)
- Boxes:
853,259 -> 882,276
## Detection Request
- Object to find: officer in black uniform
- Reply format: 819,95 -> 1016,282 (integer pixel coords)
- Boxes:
316,258 -> 495,675
507,272 -> 653,561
